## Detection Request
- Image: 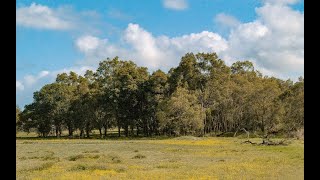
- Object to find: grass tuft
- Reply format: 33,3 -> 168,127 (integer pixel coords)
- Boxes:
133,154 -> 146,159
107,153 -> 122,163
68,154 -> 100,161
68,154 -> 85,161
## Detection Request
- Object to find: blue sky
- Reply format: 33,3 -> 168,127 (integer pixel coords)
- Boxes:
16,0 -> 304,108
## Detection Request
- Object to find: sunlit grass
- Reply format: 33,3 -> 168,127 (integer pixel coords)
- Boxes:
16,137 -> 304,179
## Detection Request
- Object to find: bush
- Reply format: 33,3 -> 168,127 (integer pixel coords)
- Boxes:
107,153 -> 122,163
68,154 -> 84,161
71,164 -> 87,171
133,154 -> 146,159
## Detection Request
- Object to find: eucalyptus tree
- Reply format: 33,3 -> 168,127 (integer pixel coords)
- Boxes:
279,77 -> 304,133
55,72 -> 79,137
20,92 -> 52,137
17,53 -> 304,139
248,78 -> 282,141
157,87 -> 204,136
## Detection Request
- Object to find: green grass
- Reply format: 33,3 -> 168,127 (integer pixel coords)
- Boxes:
16,137 -> 304,179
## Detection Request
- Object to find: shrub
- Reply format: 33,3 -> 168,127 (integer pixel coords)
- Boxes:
68,154 -> 84,161
133,154 -> 146,159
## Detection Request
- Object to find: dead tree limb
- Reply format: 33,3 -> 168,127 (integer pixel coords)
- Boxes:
234,128 -> 250,140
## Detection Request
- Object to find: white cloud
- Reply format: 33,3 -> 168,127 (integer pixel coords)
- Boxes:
16,65 -> 94,106
51,66 -> 95,76
39,71 -> 50,78
215,13 -> 240,28
23,70 -> 50,86
16,66 -> 94,107
16,81 -> 24,91
16,0 -> 304,108
16,3 -> 74,30
222,1 -> 304,80
163,0 -> 188,10
76,0 -> 303,80
257,3 -> 304,35
123,24 -> 165,68
76,23 -> 227,71
76,36 -> 101,53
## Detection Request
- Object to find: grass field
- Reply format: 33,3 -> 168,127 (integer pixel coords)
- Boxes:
16,137 -> 304,179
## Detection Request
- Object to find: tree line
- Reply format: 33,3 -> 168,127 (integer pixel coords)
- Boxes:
16,53 -> 304,138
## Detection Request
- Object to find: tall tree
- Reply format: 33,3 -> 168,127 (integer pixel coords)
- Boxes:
157,87 -> 204,136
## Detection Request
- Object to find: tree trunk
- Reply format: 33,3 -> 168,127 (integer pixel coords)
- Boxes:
80,129 -> 84,138
55,126 -> 60,138
103,125 -> 107,138
68,127 -> 73,137
143,124 -> 147,136
118,126 -> 121,137
131,125 -> 134,137
124,125 -> 129,137
99,128 -> 102,138
86,129 -> 90,138
201,100 -> 206,136
137,126 -> 139,136
59,128 -> 62,138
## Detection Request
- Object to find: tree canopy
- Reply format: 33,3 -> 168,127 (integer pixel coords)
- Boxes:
18,53 -> 304,138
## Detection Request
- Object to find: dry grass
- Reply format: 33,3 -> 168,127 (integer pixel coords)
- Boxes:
16,137 -> 304,179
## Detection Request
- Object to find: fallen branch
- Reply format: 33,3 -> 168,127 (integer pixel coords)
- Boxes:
261,139 -> 288,146
241,140 -> 257,145
234,128 -> 250,140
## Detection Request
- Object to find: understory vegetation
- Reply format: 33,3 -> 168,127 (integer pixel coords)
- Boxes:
16,137 -> 304,179
16,52 -> 304,142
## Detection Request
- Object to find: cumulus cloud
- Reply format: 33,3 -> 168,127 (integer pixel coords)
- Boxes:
16,0 -> 304,108
16,3 -> 101,32
19,0 -> 303,80
163,0 -> 188,10
76,36 -> 101,53
222,1 -> 304,79
51,66 -> 95,76
123,24 -> 166,68
16,3 -> 74,30
76,0 -> 303,81
73,0 -> 303,80
76,23 -> 227,70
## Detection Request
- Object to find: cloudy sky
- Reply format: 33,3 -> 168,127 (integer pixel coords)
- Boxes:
16,0 -> 304,108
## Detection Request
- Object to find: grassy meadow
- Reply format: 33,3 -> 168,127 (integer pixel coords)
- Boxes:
16,135 -> 304,180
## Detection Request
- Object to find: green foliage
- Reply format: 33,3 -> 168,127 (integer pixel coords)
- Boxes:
18,53 -> 303,138
157,87 -> 204,136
